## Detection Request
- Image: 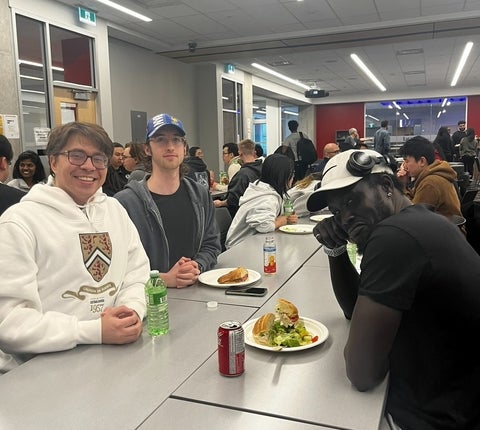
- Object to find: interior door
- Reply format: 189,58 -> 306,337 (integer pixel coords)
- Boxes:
53,87 -> 97,127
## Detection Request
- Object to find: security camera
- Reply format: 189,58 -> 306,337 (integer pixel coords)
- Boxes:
188,42 -> 197,53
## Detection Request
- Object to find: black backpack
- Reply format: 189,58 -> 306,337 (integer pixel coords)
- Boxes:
297,132 -> 317,165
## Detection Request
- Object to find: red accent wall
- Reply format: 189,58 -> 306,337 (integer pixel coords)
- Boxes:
467,96 -> 480,131
315,103 -> 364,156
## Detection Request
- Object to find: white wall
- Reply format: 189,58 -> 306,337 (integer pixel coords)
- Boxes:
108,38 -> 197,146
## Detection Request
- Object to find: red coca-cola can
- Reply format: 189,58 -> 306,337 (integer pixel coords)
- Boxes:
217,321 -> 245,376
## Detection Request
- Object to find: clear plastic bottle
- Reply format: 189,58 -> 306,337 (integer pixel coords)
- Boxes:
263,236 -> 277,275
346,242 -> 357,267
145,270 -> 169,336
283,196 -> 294,217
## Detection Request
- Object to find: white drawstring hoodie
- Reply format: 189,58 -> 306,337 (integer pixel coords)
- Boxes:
225,181 -> 283,248
0,177 -> 149,372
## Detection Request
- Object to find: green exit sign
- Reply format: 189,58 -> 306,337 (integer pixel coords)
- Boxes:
78,7 -> 96,26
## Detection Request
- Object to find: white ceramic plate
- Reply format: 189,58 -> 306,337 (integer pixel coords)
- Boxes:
243,317 -> 329,352
198,268 -> 261,288
279,224 -> 314,234
310,214 -> 334,222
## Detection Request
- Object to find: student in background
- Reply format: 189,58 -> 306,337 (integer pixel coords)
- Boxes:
184,145 -> 209,189
213,142 -> 242,191
8,150 -> 47,191
103,142 -> 128,196
214,138 -> 262,218
398,136 -> 462,220
0,135 -> 25,216
225,154 -> 297,248
459,127 -> 477,175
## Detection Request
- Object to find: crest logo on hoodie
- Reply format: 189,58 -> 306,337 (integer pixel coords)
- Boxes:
79,233 -> 112,282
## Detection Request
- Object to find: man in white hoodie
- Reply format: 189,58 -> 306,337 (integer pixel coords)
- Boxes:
0,122 -> 150,373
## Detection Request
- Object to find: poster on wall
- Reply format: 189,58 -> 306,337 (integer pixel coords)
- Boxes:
34,127 -> 51,149
0,114 -> 20,139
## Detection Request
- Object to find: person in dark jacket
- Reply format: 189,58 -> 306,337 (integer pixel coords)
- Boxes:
214,138 -> 263,218
103,142 -> 128,196
115,113 -> 221,288
184,145 -> 209,189
433,126 -> 453,162
0,135 -> 25,215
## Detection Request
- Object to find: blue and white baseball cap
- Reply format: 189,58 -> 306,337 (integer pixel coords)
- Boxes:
146,113 -> 186,139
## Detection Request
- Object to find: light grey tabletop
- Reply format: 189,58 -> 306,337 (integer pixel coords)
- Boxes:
138,398 -> 333,430
171,266 -> 388,430
168,226 -> 321,307
0,299 -> 256,430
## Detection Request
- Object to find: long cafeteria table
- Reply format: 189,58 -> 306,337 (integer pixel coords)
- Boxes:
162,265 -> 388,430
0,223 -> 387,430
168,225 -> 321,306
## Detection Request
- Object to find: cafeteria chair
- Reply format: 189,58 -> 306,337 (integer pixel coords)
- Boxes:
215,206 -> 232,252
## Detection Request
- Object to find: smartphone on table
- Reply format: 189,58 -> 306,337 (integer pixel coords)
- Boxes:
225,286 -> 268,297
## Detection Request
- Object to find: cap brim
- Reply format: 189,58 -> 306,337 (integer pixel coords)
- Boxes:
147,124 -> 185,138
306,176 -> 362,212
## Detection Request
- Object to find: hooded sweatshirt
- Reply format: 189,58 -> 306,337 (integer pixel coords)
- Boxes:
407,160 -> 462,218
0,178 -> 149,372
225,159 -> 263,218
225,180 -> 283,248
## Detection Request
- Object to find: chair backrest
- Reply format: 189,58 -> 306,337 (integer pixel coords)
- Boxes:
215,207 -> 232,252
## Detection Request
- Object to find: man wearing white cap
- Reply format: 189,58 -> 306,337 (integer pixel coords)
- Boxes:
116,113 -> 221,288
307,149 -> 480,430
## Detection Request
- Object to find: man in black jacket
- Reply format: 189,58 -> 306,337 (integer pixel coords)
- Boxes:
214,138 -> 262,218
0,135 -> 25,216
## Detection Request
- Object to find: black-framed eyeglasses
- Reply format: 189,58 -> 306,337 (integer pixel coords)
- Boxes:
58,150 -> 108,169
222,151 -> 230,155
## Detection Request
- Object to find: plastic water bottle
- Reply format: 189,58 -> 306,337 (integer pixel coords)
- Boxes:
283,196 -> 294,217
346,242 -> 357,267
145,270 -> 169,336
263,236 -> 277,275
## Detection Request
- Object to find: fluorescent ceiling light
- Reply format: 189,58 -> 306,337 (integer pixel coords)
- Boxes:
437,111 -> 442,118
95,0 -> 152,22
251,63 -> 310,90
392,101 -> 401,110
350,53 -> 386,92
451,41 -> 473,87
403,113 -> 409,120
283,110 -> 299,116
365,114 -> 379,121
441,98 -> 448,107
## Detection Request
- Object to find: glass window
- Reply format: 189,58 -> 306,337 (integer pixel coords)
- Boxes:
50,26 -> 94,87
253,97 -> 266,149
365,97 -> 467,155
222,78 -> 243,143
16,15 -> 50,142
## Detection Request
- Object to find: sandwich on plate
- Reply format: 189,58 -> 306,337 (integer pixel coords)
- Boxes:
252,299 -> 318,348
217,267 -> 249,284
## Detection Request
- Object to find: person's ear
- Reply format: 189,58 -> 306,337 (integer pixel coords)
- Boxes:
380,174 -> 395,196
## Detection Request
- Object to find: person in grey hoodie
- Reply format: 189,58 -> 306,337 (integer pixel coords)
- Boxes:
115,113 -> 221,288
225,154 -> 297,248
